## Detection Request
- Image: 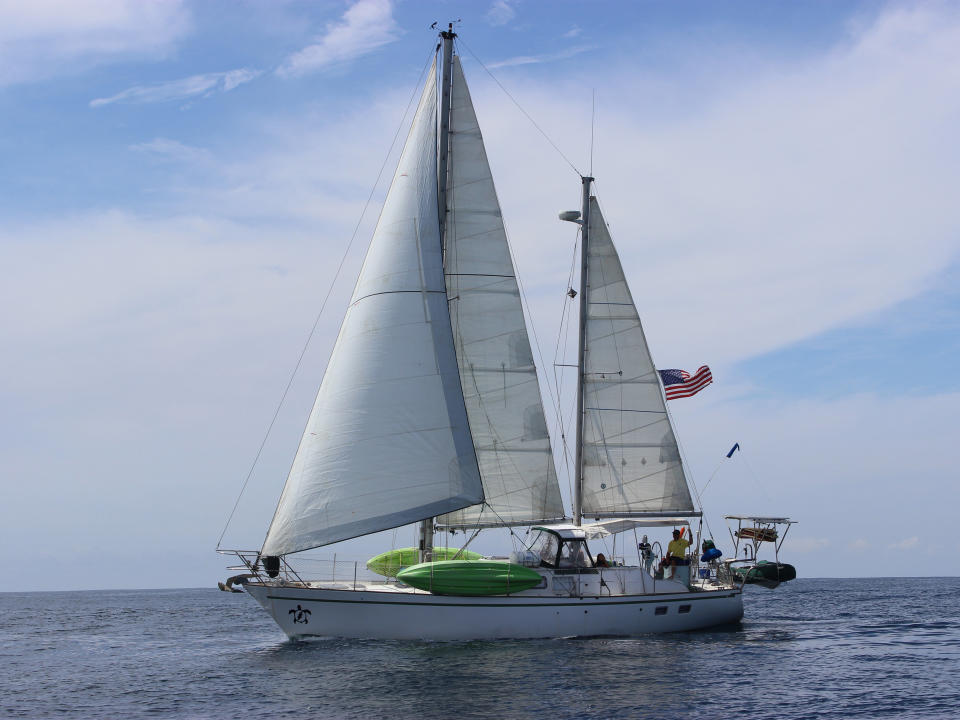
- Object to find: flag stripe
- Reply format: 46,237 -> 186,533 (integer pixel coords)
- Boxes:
665,373 -> 712,399
660,365 -> 713,400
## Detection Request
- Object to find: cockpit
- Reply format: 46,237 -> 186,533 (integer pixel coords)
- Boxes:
529,525 -> 596,569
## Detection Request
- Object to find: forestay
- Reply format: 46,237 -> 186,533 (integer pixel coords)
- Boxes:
579,198 -> 696,516
261,61 -> 483,556
437,57 -> 564,528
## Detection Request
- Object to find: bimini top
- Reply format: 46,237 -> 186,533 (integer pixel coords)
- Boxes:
590,518 -> 696,533
724,515 -> 796,524
534,518 -> 697,541
532,524 -> 588,540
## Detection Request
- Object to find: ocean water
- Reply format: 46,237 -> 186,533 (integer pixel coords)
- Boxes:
1,577 -> 958,719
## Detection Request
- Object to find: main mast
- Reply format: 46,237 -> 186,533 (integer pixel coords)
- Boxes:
573,176 -> 593,526
437,24 -> 455,243
418,23 -> 456,563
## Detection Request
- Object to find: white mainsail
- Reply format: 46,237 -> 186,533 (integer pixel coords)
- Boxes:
579,197 -> 696,516
437,57 -> 564,528
261,61 -> 483,556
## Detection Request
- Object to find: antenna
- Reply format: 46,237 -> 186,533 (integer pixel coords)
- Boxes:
590,89 -> 596,176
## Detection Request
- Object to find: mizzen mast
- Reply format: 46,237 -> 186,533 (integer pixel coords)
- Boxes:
572,176 -> 593,526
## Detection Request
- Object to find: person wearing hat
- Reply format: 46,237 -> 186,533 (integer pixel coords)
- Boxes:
658,528 -> 692,574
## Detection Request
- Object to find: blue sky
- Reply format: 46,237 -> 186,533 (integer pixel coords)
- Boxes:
2,0 -> 958,590
741,266 -> 960,398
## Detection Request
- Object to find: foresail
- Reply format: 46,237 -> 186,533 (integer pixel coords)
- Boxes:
261,61 -> 483,556
437,57 -> 564,528
580,197 -> 696,516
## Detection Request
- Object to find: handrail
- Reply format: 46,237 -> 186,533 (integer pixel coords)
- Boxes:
218,551 -> 742,596
219,550 -> 401,590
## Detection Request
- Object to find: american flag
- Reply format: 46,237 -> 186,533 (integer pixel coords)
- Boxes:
658,365 -> 713,400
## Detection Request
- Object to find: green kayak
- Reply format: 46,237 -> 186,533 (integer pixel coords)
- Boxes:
734,560 -> 797,589
366,547 -> 483,578
397,560 -> 543,596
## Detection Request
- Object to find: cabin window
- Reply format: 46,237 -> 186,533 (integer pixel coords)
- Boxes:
655,606 -> 668,615
558,540 -> 590,568
530,532 -> 559,568
678,605 -> 691,614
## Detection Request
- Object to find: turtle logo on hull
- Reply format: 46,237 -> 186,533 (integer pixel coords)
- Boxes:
289,604 -> 312,624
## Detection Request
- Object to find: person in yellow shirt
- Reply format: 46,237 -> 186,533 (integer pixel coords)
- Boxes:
658,528 -> 691,574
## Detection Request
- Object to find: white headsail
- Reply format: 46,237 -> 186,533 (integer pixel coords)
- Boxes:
579,197 -> 696,516
261,61 -> 483,556
437,57 -> 564,528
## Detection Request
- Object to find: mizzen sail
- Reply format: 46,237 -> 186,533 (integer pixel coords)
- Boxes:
579,197 -> 696,517
437,57 -> 564,528
261,61 -> 483,556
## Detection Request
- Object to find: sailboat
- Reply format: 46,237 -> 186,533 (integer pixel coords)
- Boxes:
223,27 -> 752,640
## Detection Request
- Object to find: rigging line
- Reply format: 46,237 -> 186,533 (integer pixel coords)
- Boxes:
699,456 -> 728,498
478,500 -> 526,540
456,37 -> 582,177
450,39 -> 567,437
509,233 -> 570,511
557,302 -> 580,472
561,381 -> 579,506
499,197 -> 563,459
549,232 -> 579,508
552,228 -> 581,480
669,408 -> 706,518
455,37 -> 579,502
464,363 -> 530,506
738,449 -> 775,503
689,490 -> 714,545
444,95 -> 557,510
552,229 -> 580,402
216,47 -> 438,551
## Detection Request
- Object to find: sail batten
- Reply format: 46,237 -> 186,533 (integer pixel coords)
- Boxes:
579,197 -> 696,517
261,61 -> 484,557
437,56 -> 564,529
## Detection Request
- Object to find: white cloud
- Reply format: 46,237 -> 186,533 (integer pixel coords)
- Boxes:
848,538 -> 869,552
90,68 -> 260,107
0,210 -> 347,586
0,0 -> 191,86
129,138 -> 214,165
469,3 -> 960,367
888,537 -> 920,551
487,45 -> 594,69
278,0 -> 398,77
486,0 -> 516,27
222,68 -> 260,91
562,25 -> 582,39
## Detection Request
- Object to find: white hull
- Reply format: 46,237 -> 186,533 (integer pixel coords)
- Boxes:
244,582 -> 743,640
